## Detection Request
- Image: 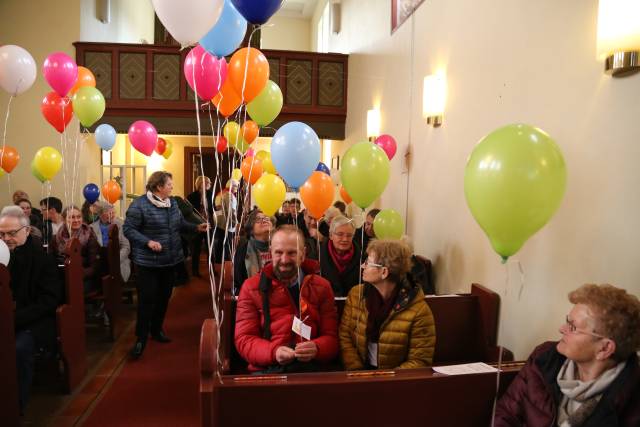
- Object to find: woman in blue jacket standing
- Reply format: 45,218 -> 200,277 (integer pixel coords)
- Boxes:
124,171 -> 207,359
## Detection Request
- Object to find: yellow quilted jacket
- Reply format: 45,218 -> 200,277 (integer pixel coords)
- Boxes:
339,282 -> 436,370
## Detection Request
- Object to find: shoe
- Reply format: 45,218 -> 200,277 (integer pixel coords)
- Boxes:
150,331 -> 172,343
130,341 -> 145,359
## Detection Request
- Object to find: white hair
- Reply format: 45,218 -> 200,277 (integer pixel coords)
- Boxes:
0,205 -> 30,227
329,214 -> 355,234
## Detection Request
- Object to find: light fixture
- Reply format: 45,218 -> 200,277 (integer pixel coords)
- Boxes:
423,73 -> 446,127
367,109 -> 381,141
597,0 -> 640,76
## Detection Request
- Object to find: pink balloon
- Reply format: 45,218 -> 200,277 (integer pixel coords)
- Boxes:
245,148 -> 255,157
374,134 -> 397,160
42,52 -> 78,97
128,120 -> 158,156
184,44 -> 227,100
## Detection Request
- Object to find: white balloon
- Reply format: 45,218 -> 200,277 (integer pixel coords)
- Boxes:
0,45 -> 36,96
0,239 -> 9,266
152,0 -> 224,48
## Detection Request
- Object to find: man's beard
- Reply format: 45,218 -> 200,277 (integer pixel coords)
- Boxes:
273,260 -> 299,282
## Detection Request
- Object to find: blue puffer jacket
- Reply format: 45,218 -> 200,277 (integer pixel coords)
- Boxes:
123,195 -> 197,268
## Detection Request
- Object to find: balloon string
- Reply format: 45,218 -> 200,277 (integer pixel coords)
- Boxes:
516,259 -> 526,301
1,95 -> 14,172
239,25 -> 262,105
7,173 -> 12,196
403,13 -> 416,233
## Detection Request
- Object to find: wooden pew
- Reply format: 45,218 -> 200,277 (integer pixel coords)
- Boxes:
101,225 -> 123,340
0,265 -> 20,426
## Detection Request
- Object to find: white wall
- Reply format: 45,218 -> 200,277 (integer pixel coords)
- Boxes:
262,16 -> 311,51
317,0 -> 640,359
80,0 -> 154,43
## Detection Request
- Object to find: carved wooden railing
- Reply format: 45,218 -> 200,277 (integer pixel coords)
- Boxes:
73,42 -> 348,139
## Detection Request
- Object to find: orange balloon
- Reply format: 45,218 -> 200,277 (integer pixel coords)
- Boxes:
0,146 -> 20,173
212,78 -> 242,117
228,47 -> 269,103
240,156 -> 263,185
102,180 -> 122,203
340,186 -> 352,205
242,120 -> 259,144
300,171 -> 335,219
69,66 -> 96,96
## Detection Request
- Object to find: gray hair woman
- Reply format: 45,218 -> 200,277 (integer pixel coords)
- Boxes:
318,215 -> 360,297
90,201 -> 131,282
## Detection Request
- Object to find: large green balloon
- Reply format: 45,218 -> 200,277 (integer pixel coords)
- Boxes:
246,80 -> 283,126
373,209 -> 404,239
72,86 -> 105,127
464,124 -> 567,262
341,141 -> 390,208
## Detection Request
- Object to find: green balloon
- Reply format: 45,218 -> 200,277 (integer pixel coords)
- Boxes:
31,160 -> 46,183
72,86 -> 105,127
373,209 -> 404,239
246,81 -> 283,126
464,124 -> 567,262
341,141 -> 390,208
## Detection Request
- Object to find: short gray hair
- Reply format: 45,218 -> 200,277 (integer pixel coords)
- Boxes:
0,205 -> 30,227
329,214 -> 355,234
94,201 -> 114,216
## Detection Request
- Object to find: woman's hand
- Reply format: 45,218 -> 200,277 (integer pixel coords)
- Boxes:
197,223 -> 209,232
147,240 -> 162,252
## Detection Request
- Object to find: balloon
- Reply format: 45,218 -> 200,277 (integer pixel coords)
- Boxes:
162,139 -> 173,159
464,124 -> 567,262
240,156 -> 263,184
315,162 -> 330,175
212,77 -> 243,117
30,160 -> 46,183
373,209 -> 404,239
151,0 -> 224,48
128,120 -> 157,156
69,66 -> 96,96
40,92 -> 72,133
271,122 -> 320,189
155,137 -> 167,155
253,173 -> 286,216
200,0 -> 248,57
245,148 -> 255,157
102,180 -> 122,204
241,120 -> 259,144
216,135 -> 228,153
223,121 -> 243,147
95,124 -> 117,151
246,80 -> 283,126
0,45 -> 36,96
0,168 -> 4,179
340,186 -> 352,204
0,146 -> 20,173
374,134 -> 397,160
0,240 -> 9,267
341,141 -> 390,209
231,0 -> 284,25
72,86 -> 105,127
255,150 -> 268,161
256,151 -> 276,174
300,171 -> 335,219
42,52 -> 78,97
184,45 -> 227,100
33,147 -> 62,180
228,47 -> 269,103
231,168 -> 242,181
83,183 -> 100,203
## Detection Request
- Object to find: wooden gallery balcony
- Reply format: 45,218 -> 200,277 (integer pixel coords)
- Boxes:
73,42 -> 348,139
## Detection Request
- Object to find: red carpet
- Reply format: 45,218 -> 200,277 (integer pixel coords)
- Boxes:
82,278 -> 213,427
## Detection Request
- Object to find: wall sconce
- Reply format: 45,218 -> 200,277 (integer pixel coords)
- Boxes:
423,73 -> 446,127
597,0 -> 640,76
367,109 -> 381,141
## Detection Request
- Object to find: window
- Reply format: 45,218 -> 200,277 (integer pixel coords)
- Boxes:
317,2 -> 330,53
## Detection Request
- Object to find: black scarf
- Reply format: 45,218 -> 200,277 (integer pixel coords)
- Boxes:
365,284 -> 401,343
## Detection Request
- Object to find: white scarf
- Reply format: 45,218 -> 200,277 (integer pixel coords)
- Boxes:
146,191 -> 171,208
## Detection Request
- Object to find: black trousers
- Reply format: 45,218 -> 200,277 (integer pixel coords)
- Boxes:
190,231 -> 207,273
135,264 -> 176,340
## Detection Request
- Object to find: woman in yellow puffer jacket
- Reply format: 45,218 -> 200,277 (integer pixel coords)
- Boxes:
339,239 -> 436,370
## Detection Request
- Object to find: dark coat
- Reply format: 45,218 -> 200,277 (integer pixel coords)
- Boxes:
495,341 -> 640,427
9,236 -> 62,350
123,195 -> 197,267
318,240 -> 362,297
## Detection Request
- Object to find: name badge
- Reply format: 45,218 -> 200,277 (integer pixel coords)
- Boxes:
292,316 -> 311,340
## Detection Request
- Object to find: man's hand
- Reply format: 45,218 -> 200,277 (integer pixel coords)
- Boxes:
275,346 -> 296,365
197,223 -> 209,232
147,240 -> 162,252
294,341 -> 318,362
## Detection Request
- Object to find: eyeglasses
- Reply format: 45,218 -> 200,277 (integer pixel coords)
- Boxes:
362,260 -> 384,269
255,216 -> 272,224
333,232 -> 354,239
0,226 -> 28,239
564,316 -> 608,339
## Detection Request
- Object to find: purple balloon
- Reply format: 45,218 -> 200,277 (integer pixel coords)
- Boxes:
316,162 -> 330,175
42,52 -> 78,97
374,134 -> 397,160
83,183 -> 100,204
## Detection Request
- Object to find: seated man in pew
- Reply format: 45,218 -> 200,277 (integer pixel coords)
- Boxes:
495,284 -> 640,427
0,206 -> 61,411
235,225 -> 338,373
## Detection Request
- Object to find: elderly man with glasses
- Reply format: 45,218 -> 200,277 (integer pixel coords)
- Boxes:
495,284 -> 640,427
0,206 -> 61,411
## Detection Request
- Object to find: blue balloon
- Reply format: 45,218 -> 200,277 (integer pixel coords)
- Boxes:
271,122 -> 320,189
83,183 -> 100,204
95,123 -> 116,151
230,0 -> 284,25
316,162 -> 330,175
200,0 -> 248,57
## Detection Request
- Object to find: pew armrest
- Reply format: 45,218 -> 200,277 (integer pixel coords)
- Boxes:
200,319 -> 218,427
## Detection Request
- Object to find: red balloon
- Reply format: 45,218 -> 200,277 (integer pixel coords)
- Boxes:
374,134 -> 397,160
216,135 -> 228,153
155,137 -> 167,155
41,92 -> 73,133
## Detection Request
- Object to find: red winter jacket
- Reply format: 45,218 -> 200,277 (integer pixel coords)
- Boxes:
234,259 -> 338,371
495,341 -> 640,427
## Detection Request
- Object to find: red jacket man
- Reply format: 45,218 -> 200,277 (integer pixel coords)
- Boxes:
235,225 -> 338,372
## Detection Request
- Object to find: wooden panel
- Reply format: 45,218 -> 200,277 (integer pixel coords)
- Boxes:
318,61 -> 344,107
153,54 -> 181,100
85,51 -> 112,99
0,265 -> 20,425
286,59 -> 312,105
119,53 -> 146,99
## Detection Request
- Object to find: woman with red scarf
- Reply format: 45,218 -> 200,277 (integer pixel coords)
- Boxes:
319,215 -> 361,297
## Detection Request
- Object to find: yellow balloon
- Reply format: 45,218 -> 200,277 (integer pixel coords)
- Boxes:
223,121 -> 244,148
162,139 -> 173,159
255,150 -> 269,161
253,173 -> 286,216
0,168 -> 4,179
263,157 -> 276,174
231,168 -> 242,181
33,146 -> 62,181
